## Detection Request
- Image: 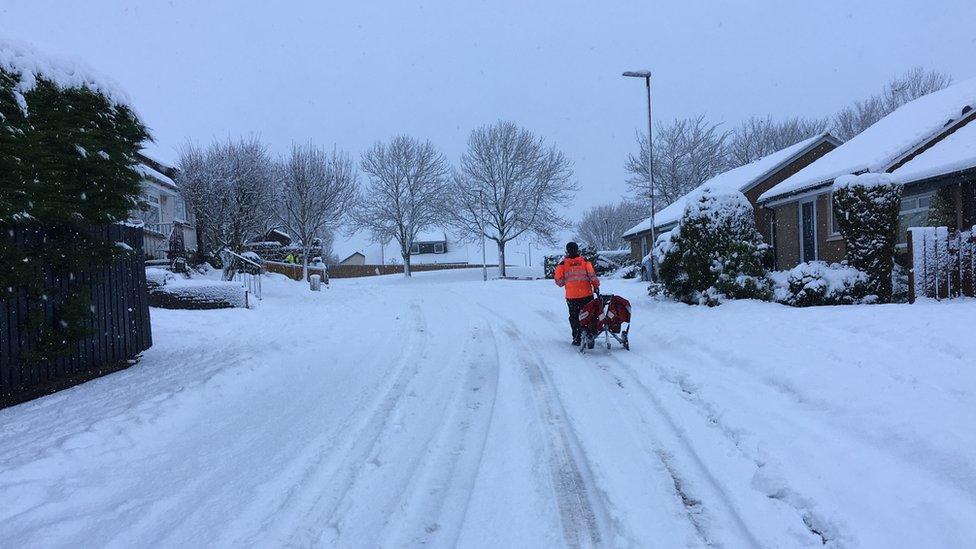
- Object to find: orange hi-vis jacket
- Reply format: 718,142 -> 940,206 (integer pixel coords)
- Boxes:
554,255 -> 600,299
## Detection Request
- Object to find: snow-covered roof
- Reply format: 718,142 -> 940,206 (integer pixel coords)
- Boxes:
760,77 -> 976,202
891,117 -> 976,184
0,39 -> 133,111
135,161 -> 178,190
623,133 -> 832,237
414,230 -> 447,243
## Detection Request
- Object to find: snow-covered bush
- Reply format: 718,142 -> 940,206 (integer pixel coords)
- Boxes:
1,41 -> 149,362
658,189 -> 771,306
149,279 -> 247,309
145,267 -> 175,291
832,174 -> 902,303
772,261 -> 872,307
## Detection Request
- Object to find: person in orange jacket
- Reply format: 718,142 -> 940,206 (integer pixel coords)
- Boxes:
554,241 -> 600,345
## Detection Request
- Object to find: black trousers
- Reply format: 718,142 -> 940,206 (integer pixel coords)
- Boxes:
566,295 -> 593,341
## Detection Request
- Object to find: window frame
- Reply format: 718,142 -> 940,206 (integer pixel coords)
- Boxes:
828,194 -> 842,238
410,243 -> 420,255
433,242 -> 445,254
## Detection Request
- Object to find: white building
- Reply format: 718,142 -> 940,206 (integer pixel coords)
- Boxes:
130,154 -> 197,262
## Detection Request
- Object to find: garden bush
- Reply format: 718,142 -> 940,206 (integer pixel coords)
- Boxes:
772,261 -> 872,307
658,189 -> 771,305
832,174 -> 902,302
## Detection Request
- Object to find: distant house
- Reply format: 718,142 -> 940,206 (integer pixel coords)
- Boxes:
623,133 -> 839,266
362,229 -> 473,265
131,154 -> 197,262
263,228 -> 292,247
339,251 -> 366,266
758,78 -> 976,270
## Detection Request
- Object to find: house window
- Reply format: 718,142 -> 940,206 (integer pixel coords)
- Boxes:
434,242 -> 445,253
174,197 -> 187,222
141,194 -> 161,225
410,243 -> 420,254
897,192 -> 935,244
829,195 -> 841,237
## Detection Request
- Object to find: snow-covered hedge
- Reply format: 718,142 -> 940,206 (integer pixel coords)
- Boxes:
145,267 -> 175,291
832,173 -> 902,302
771,261 -> 873,307
658,189 -> 771,306
149,278 -> 247,309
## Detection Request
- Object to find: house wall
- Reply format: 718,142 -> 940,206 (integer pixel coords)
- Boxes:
626,233 -> 656,264
771,202 -> 800,270
627,139 -> 838,268
745,140 -> 837,245
339,254 -> 366,266
770,191 -> 845,270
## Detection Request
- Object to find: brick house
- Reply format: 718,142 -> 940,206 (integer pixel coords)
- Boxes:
622,133 -> 838,265
758,78 -> 976,270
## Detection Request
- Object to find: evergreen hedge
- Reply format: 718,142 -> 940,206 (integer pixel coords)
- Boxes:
0,46 -> 150,362
832,174 -> 902,303
658,189 -> 771,305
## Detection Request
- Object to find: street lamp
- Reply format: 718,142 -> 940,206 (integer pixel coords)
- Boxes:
623,70 -> 657,282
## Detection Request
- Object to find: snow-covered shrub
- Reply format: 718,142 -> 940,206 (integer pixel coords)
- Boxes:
772,261 -> 872,307
149,279 -> 247,309
658,189 -> 771,306
832,174 -> 902,303
145,267 -> 175,291
1,41 -> 150,362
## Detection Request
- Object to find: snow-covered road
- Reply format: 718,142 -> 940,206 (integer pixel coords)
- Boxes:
2,269 -> 975,548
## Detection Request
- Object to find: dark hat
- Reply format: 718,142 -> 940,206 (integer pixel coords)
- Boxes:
565,241 -> 579,256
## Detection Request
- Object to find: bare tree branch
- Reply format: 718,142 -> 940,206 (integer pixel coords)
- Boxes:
275,143 -> 358,280
350,136 -> 449,277
575,201 -> 645,251
446,121 -> 576,277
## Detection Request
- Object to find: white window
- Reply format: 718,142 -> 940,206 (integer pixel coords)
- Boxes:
897,192 -> 935,244
410,243 -> 420,254
141,194 -> 161,225
829,195 -> 842,237
174,197 -> 188,222
434,242 -> 445,253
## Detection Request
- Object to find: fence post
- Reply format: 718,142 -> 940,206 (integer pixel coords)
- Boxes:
907,229 -> 916,304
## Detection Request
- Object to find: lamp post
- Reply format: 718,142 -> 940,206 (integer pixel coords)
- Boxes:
623,70 -> 657,282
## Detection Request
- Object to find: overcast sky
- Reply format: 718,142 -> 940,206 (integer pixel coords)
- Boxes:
3,0 -> 975,258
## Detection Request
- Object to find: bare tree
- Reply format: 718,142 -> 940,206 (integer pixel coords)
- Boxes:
626,114 -> 729,210
275,143 -> 358,280
575,201 -> 645,250
352,136 -> 449,277
176,137 -> 276,258
832,67 -> 952,141
727,116 -> 830,167
448,121 -> 576,277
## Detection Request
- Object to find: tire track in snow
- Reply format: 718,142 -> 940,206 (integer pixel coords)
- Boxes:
218,303 -> 431,547
378,320 -> 501,547
619,337 -> 854,545
484,308 -> 616,548
593,351 -> 765,548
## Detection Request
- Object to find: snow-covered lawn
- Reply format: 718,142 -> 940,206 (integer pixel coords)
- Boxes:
1,269 -> 974,547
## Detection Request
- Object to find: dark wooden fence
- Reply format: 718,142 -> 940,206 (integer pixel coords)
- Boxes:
329,263 -> 483,278
907,226 -> 976,302
1,224 -> 152,408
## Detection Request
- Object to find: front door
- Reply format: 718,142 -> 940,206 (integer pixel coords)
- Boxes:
800,200 -> 817,262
